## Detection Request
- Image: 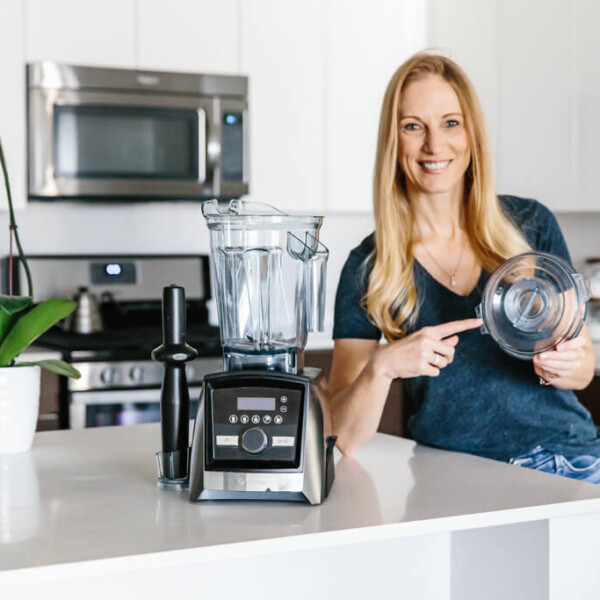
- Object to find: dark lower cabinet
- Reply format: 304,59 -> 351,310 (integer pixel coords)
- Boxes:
305,349 -> 600,440
304,349 -> 409,438
37,369 -> 61,431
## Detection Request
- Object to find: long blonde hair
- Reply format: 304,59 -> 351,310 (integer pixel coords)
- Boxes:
366,53 -> 531,341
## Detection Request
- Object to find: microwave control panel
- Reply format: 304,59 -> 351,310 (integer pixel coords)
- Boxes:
206,379 -> 305,468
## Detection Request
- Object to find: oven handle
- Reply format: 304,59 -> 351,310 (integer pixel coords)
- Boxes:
198,108 -> 206,184
70,386 -> 203,406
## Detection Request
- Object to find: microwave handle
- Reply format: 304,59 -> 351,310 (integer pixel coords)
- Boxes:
197,109 -> 207,184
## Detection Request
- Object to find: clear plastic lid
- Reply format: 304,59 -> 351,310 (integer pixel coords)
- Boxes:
476,252 -> 591,359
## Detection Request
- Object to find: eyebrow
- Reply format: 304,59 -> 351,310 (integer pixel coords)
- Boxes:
399,112 -> 463,120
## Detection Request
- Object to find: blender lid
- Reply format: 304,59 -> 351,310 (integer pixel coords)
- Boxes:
477,252 -> 591,359
202,199 -> 323,229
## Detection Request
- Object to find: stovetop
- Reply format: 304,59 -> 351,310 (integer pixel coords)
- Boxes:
36,323 -> 222,362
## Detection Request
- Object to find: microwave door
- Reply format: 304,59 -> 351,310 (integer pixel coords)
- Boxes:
28,89 -> 212,199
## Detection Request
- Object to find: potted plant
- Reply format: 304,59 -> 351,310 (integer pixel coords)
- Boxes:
0,136 -> 80,454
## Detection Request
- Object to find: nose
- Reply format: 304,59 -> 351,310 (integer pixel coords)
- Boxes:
423,128 -> 443,154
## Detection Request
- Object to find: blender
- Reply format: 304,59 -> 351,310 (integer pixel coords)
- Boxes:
188,200 -> 336,504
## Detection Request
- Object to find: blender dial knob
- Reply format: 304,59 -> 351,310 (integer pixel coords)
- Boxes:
129,366 -> 144,383
241,428 -> 268,454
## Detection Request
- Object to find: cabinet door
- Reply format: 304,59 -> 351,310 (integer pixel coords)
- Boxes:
325,0 -> 426,213
240,0 -> 325,212
137,0 -> 239,74
496,0 -> 570,211
0,0 -> 26,209
571,0 -> 600,211
25,0 -> 136,67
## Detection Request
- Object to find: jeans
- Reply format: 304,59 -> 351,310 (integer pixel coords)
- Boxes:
509,445 -> 600,484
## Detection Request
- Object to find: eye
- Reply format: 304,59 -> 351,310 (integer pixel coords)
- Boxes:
445,119 -> 460,128
403,122 -> 421,132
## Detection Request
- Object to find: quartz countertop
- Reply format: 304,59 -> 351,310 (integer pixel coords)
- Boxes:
2,423 -> 600,588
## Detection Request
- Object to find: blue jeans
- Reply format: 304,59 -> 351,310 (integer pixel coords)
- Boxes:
509,445 -> 600,484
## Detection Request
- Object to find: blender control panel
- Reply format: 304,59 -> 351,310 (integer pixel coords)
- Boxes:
207,382 -> 305,467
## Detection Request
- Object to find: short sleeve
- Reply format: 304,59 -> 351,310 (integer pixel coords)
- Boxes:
332,240 -> 382,341
500,195 -> 573,267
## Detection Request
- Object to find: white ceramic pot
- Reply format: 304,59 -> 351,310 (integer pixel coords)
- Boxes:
0,366 -> 41,454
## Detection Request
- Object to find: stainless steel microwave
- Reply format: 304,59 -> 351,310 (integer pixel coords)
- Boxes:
27,62 -> 249,201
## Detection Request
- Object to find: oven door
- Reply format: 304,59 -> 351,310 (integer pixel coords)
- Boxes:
69,386 -> 203,429
28,88 -> 248,200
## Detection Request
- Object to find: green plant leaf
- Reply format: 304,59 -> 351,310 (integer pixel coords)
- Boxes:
0,299 -> 76,366
16,359 -> 81,379
0,295 -> 33,343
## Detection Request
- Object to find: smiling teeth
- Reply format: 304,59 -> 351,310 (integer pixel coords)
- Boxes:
422,161 -> 450,169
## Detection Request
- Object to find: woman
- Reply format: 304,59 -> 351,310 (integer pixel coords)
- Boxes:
329,53 -> 600,482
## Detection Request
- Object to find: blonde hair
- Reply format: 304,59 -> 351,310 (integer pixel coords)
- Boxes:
365,52 -> 531,341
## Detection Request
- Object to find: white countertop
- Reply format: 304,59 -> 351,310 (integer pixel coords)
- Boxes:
2,424 -> 600,586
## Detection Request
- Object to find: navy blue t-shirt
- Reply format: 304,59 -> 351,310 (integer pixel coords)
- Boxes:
333,195 -> 600,461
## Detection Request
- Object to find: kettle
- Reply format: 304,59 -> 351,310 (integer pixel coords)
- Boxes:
68,287 -> 103,334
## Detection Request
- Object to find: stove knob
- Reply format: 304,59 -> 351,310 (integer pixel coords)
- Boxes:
129,366 -> 145,383
241,428 -> 268,455
100,367 -> 118,385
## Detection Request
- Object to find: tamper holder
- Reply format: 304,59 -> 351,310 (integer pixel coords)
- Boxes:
152,285 -> 198,491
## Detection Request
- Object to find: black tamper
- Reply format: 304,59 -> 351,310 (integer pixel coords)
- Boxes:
152,285 -> 198,490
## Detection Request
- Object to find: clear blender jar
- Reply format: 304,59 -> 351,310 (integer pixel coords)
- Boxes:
202,199 -> 329,373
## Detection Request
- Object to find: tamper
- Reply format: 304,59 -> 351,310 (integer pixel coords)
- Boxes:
152,285 -> 198,490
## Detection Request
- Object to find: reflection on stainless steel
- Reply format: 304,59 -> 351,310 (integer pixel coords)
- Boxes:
0,453 -> 40,544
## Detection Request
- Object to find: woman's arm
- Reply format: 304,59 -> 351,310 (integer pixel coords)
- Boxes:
533,325 -> 595,390
328,319 -> 482,456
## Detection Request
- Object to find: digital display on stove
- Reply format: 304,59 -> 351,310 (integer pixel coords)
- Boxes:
237,396 -> 275,411
91,262 -> 136,285
105,263 -> 122,276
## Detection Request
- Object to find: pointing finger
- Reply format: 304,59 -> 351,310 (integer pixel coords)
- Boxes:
433,318 -> 483,340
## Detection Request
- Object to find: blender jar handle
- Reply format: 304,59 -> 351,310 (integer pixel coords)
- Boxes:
288,232 -> 329,332
573,273 -> 592,302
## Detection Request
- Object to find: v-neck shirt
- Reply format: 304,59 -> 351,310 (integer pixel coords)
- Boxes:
333,195 -> 600,461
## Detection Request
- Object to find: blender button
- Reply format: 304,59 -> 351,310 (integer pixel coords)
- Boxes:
228,414 -> 238,424
251,415 -> 261,424
280,406 -> 288,413
280,396 -> 288,403
263,415 -> 272,424
240,415 -> 249,424
274,415 -> 283,424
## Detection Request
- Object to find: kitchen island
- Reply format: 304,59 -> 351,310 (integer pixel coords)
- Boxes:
1,425 -> 600,600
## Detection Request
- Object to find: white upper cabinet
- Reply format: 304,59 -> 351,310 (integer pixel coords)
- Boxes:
0,0 -> 26,209
325,0 -> 426,213
571,0 -> 600,211
240,0 -> 325,212
496,0 -> 570,211
25,0 -> 136,67
137,0 -> 239,74
428,0 -> 600,212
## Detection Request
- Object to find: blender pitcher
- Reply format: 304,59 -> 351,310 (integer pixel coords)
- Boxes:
202,199 -> 329,373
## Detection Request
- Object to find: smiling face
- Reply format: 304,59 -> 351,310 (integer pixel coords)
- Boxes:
397,74 -> 471,199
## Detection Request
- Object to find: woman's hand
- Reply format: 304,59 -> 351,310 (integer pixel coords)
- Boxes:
533,336 -> 587,384
370,318 -> 482,380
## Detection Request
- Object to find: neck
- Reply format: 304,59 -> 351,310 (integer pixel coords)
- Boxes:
408,182 -> 465,241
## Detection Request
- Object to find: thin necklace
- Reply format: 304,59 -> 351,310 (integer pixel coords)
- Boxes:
419,233 -> 466,288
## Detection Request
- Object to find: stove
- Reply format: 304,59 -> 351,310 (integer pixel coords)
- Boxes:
5,255 -> 223,428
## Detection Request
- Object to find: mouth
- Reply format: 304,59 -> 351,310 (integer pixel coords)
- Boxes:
419,159 -> 452,173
